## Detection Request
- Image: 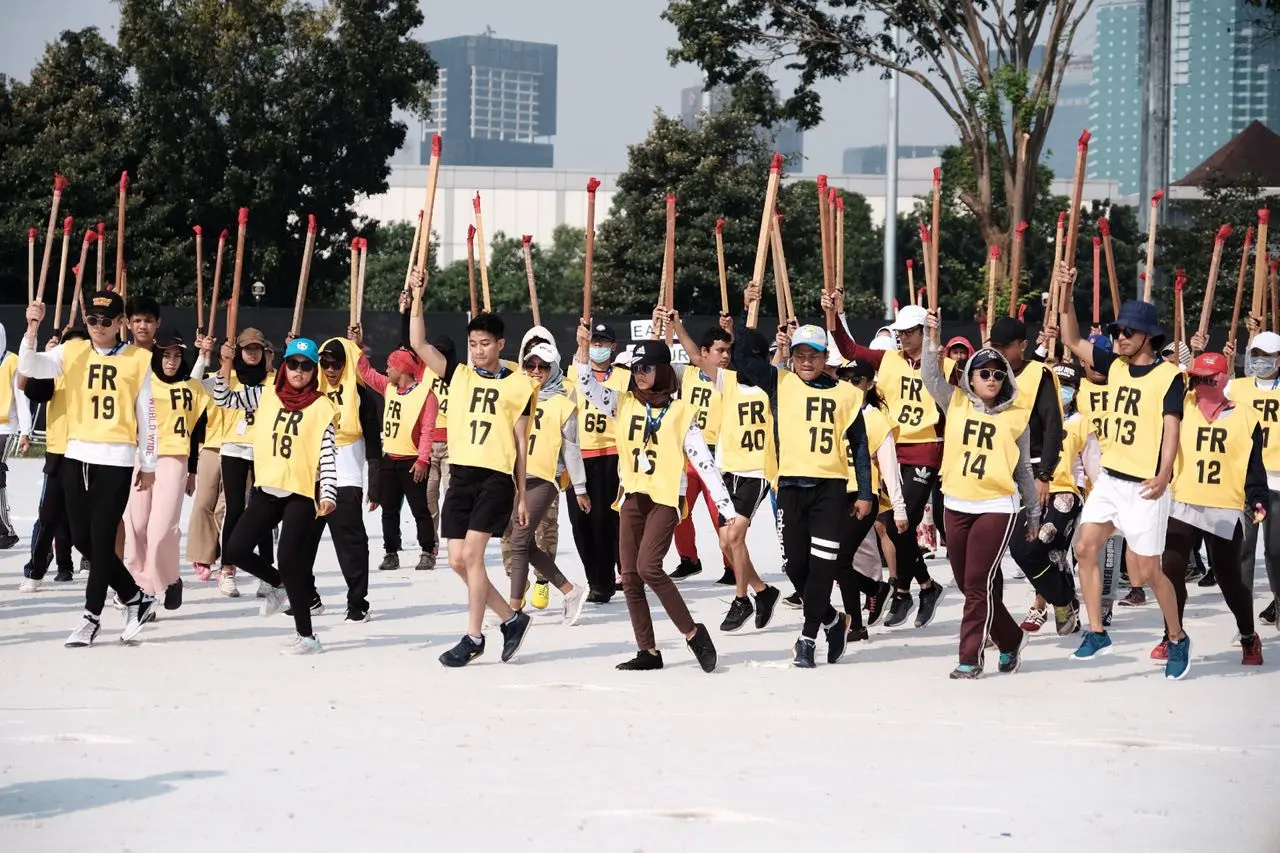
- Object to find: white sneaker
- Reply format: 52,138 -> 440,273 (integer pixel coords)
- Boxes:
218,571 -> 240,598
563,585 -> 587,626
121,595 -> 157,643
281,635 -> 323,655
111,593 -> 126,611
260,586 -> 288,617
65,614 -> 101,647
18,577 -> 41,593
256,580 -> 272,599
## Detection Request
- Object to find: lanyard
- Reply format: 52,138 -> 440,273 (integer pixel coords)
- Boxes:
643,402 -> 670,448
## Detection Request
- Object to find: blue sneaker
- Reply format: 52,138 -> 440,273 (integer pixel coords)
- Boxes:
949,663 -> 981,680
1164,634 -> 1192,680
1070,631 -> 1112,661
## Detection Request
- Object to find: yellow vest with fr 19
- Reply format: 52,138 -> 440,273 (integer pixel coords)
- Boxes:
251,388 -> 339,500
62,339 -> 150,445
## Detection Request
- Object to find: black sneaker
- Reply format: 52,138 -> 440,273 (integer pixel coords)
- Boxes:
848,625 -> 870,643
782,591 -> 803,609
378,552 -> 399,571
54,568 -> 74,583
793,637 -> 816,668
344,606 -> 370,623
686,623 -> 718,672
866,581 -> 892,626
586,589 -> 612,604
826,613 -> 851,663
499,610 -> 532,662
720,596 -> 753,632
1197,569 -> 1217,588
616,649 -> 664,670
998,632 -> 1028,673
949,663 -> 982,679
0,533 -> 19,550
79,556 -> 90,574
415,552 -> 435,571
754,585 -> 780,629
715,568 -> 735,585
1260,599 -> 1277,626
669,557 -> 703,580
1118,587 -> 1146,607
914,583 -> 944,628
163,579 -> 183,611
439,635 -> 484,667
884,592 -> 915,627
285,593 -> 324,617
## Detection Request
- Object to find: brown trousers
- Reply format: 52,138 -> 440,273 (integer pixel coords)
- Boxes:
185,448 -> 226,565
944,508 -> 1020,667
618,493 -> 695,650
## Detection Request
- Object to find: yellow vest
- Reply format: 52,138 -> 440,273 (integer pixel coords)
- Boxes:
446,364 -> 537,475
775,371 -> 864,483
382,379 -> 433,458
201,401 -> 228,452
0,353 -> 15,424
862,404 -> 897,499
252,388 -> 338,499
425,368 -> 450,434
679,365 -> 723,445
1227,376 -> 1280,472
1051,413 -> 1091,496
877,349 -> 955,444
1077,378 -> 1112,453
569,364 -> 631,451
940,394 -> 1030,501
153,376 -> 208,457
223,371 -> 260,446
527,393 -> 575,484
45,377 -> 69,455
319,339 -> 364,447
614,395 -> 696,510
1100,360 -> 1181,479
718,369 -> 776,481
62,339 -> 150,445
1172,400 -> 1257,510
1010,361 -> 1063,419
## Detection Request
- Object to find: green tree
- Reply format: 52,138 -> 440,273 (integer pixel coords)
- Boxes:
773,182 -> 882,319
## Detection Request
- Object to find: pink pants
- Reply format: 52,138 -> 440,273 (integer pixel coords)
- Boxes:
124,456 -> 188,596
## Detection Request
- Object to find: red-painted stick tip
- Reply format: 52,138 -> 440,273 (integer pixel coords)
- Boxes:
219,228 -> 229,242
1016,221 -> 1029,236
351,237 -> 360,250
666,193 -> 676,206
62,216 -> 73,234
97,222 -> 105,236
1139,272 -> 1147,282
893,299 -> 900,311
816,174 -> 827,190
990,245 -> 1000,260
1056,211 -> 1066,230
431,135 -> 442,157
1151,189 -> 1164,204
1175,276 -> 1185,294
521,235 -> 532,248
770,153 -> 783,172
472,193 -> 482,212
119,171 -> 129,191
1099,217 -> 1111,236
1246,226 -> 1255,243
416,209 -> 424,222
919,222 -> 932,242
1216,224 -> 1232,242
307,214 -> 317,234
1093,236 -> 1101,248
54,173 -> 68,192
1260,209 -> 1271,225
1078,129 -> 1091,148
827,188 -> 837,204
85,229 -> 96,244
715,218 -> 725,234
586,177 -> 601,194
193,225 -> 202,237
72,264 -> 80,277
906,259 -> 914,270
238,208 -> 249,225
27,227 -> 36,241
466,224 -> 476,242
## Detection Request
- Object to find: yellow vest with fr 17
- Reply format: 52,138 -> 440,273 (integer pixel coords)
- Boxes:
1227,376 -> 1280,472
1050,413 -> 1091,497
569,364 -> 631,452
776,371 -> 864,484
940,394 -> 1031,501
527,394 -> 576,484
717,369 -> 776,481
1077,378 -> 1111,453
153,376 -> 208,457
861,404 -> 898,504
319,338 -> 364,447
1099,360 -> 1181,479
1172,401 -> 1257,510
0,353 -> 16,424
252,387 -> 338,500
613,395 -> 697,511
381,379 -> 433,458
679,365 -> 723,445
62,339 -> 151,445
45,378 -> 69,455
877,349 -> 956,444
446,365 -> 537,475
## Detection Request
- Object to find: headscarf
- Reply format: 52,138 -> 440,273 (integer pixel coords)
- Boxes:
151,343 -> 192,384
274,362 -> 323,412
630,364 -> 678,409
387,349 -> 420,383
234,347 -> 268,386
524,341 -> 566,401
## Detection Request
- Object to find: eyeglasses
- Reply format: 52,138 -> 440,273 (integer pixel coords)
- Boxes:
285,359 -> 315,373
318,358 -> 341,370
975,368 -> 1006,382
1113,326 -> 1139,339
633,364 -> 655,375
522,360 -> 550,372
84,315 -> 114,327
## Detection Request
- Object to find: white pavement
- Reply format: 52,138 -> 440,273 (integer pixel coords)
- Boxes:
0,458 -> 1277,852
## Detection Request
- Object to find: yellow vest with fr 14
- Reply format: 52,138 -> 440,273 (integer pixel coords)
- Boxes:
940,393 -> 1031,501
775,371 -> 864,485
613,395 -> 696,511
877,349 -> 956,444
1098,360 -> 1181,479
446,365 -> 537,476
251,388 -> 339,500
1172,400 -> 1257,510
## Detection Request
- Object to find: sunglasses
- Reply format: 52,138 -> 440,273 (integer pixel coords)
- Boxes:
522,359 -> 550,372
318,358 -> 341,370
633,364 -> 655,375
84,315 -> 116,327
974,368 -> 1006,382
1112,326 -> 1140,339
285,359 -> 315,373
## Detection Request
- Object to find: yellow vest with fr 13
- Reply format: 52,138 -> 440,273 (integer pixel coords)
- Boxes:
153,376 -> 208,457
1050,413 -> 1091,497
569,364 -> 631,452
1099,360 -> 1181,479
0,353 -> 16,424
940,393 -> 1031,501
62,339 -> 150,445
446,365 -> 537,475
776,371 -> 864,484
679,365 -> 723,445
319,338 -> 364,447
381,379 -> 433,458
613,395 -> 697,511
1077,378 -> 1111,453
1172,400 -> 1257,510
877,349 -> 956,444
252,388 -> 338,500
527,394 -> 576,484
717,369 -> 776,481
45,378 -> 69,455
1227,377 -> 1280,472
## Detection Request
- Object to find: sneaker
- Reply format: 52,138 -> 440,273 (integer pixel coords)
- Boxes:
614,577 -> 624,591
586,589 -> 612,605
720,596 -> 754,633
914,583 -> 944,628
686,623 -> 718,672
499,611 -> 532,662
847,625 -> 870,642
255,580 -> 272,599
1150,639 -> 1168,661
439,635 -> 485,667
998,633 -> 1028,674
18,577 -> 41,593
826,613 -> 851,664
1164,634 -> 1192,680
282,635 -> 323,655
284,594 -> 324,617
79,556 -> 90,574
65,613 -> 101,647
884,592 -> 915,628
866,581 -> 891,626
1260,600 -> 1277,627
1118,587 -> 1146,607
1013,567 -> 1026,580
715,568 -> 735,585
193,563 -> 213,582
344,606 -> 370,623
562,585 -> 587,626
1196,569 -> 1217,588
111,593 -> 125,611
753,585 -> 780,629
1053,600 -> 1081,636
1101,601 -> 1114,628
54,568 -> 73,583
793,637 -> 817,669
378,552 -> 399,571
782,591 -> 803,609
531,581 -> 550,610
1070,631 -> 1113,661
1242,633 -> 1263,665
949,663 -> 982,679
415,551 -> 435,571
259,587 -> 288,617
668,557 -> 702,580
164,579 -> 183,611
616,649 -> 663,671
1020,604 -> 1048,633
0,533 -> 20,549
217,570 -> 240,598
121,594 -> 157,643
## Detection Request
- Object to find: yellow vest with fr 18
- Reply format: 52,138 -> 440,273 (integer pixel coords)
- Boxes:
717,369 -> 776,481
1227,376 -> 1280,472
613,395 -> 696,511
526,393 -> 576,485
775,371 -> 864,484
1099,360 -> 1181,479
679,365 -> 723,445
251,388 -> 338,500
877,349 -> 956,444
319,338 -> 364,447
569,364 -> 631,452
62,339 -> 150,445
446,365 -> 537,475
940,394 -> 1031,501
153,376 -> 209,457
381,379 -> 433,458
1172,400 -> 1257,510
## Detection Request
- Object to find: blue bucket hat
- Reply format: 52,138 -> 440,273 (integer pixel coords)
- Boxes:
1109,300 -> 1164,348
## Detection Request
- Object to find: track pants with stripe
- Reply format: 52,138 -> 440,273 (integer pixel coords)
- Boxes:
943,508 -> 1021,668
0,432 -> 18,539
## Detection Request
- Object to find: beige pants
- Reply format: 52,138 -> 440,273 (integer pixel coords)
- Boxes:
425,440 -> 450,538
124,456 -> 189,595
186,447 -> 226,565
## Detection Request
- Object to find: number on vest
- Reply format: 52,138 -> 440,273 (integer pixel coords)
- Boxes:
897,405 -> 924,426
739,428 -> 765,452
961,450 -> 987,479
527,433 -> 537,455
1112,417 -> 1136,445
1195,458 -> 1222,485
173,416 -> 187,437
808,426 -> 834,454
272,433 -> 293,458
469,419 -> 492,444
91,394 -> 116,420
584,411 -> 608,433
631,447 -> 657,472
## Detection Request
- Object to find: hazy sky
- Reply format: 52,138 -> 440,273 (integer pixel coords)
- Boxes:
0,0 -> 966,174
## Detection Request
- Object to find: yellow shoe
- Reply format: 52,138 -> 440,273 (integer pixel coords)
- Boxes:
531,581 -> 550,610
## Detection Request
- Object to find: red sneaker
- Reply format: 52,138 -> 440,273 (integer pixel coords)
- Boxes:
1020,605 -> 1048,633
1150,639 -> 1169,661
193,563 -> 213,582
1242,634 -> 1263,666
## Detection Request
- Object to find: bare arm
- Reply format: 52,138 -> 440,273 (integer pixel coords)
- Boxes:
1055,267 -> 1094,368
408,279 -> 448,378
512,414 -> 529,504
670,312 -> 716,379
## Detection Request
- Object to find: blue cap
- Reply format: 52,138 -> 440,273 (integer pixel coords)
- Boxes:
1088,333 -> 1113,353
283,337 -> 319,363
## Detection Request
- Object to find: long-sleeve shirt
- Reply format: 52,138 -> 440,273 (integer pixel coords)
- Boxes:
1,359 -> 32,438
558,413 -> 588,495
18,335 -> 158,472
875,427 -> 907,521
203,370 -> 261,460
356,356 -> 437,466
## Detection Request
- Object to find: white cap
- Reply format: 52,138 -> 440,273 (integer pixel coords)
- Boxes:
889,304 -> 927,331
826,345 -> 843,367
870,336 -> 897,352
613,345 -> 636,367
790,325 -> 828,352
524,342 -> 559,365
1250,331 -> 1280,354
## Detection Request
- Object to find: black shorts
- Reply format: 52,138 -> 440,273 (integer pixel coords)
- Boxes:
439,464 -> 516,540
719,473 -> 770,525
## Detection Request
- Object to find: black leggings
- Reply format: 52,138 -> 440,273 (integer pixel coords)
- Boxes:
1007,493 -> 1082,607
26,458 -> 74,579
1240,488 -> 1280,603
225,489 -> 325,637
1162,517 -> 1254,637
567,454 -> 620,597
61,461 -> 138,617
379,456 -> 435,553
885,462 -> 936,591
835,498 -> 882,629
221,456 -> 274,569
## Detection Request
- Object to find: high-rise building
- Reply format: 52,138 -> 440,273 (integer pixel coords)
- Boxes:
421,33 -> 557,168
1089,2 -> 1146,194
1041,52 -> 1094,179
841,145 -> 944,175
679,83 -> 804,165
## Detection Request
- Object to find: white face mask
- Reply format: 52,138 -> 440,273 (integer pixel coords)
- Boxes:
1060,387 -> 1076,409
1250,354 -> 1280,378
588,345 -> 612,364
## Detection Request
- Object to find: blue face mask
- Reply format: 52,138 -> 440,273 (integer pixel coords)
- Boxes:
588,345 -> 612,364
1060,387 -> 1076,409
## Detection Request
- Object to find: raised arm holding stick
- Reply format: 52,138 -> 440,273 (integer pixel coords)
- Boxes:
465,225 -> 478,317
473,193 -> 491,312
521,235 -> 541,327
583,177 -> 601,325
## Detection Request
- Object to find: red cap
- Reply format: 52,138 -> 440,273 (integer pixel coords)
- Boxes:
85,228 -> 96,244
835,196 -> 844,212
905,258 -> 913,270
473,193 -> 482,213
120,171 -> 129,191
416,209 -> 424,221
919,222 -> 932,243
219,228 -> 228,242
1056,211 -> 1066,230
1093,236 -> 1101,249
816,174 -> 827,190
1260,209 -> 1271,226
1190,352 -> 1228,377
933,167 -> 941,186
989,245 -> 1000,259
827,188 -> 837,204
1245,225 -> 1255,244
238,208 -> 249,225
666,193 -> 676,209
97,222 -> 105,237
1151,189 -> 1164,204
28,227 -> 36,241
351,237 -> 360,250
54,173 -> 68,192
307,214 -> 316,234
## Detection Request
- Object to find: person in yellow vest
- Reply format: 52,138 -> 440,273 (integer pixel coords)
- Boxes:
0,322 -> 33,548
125,296 -> 162,351
123,331 -> 206,612
1158,352 -> 1267,668
407,278 -> 536,668
20,292 -> 159,647
1073,333 -> 1125,620
922,311 -> 1039,678
218,337 -> 338,655
185,377 -> 227,583
573,329 -> 729,672
423,334 -> 454,564
1057,277 -> 1191,677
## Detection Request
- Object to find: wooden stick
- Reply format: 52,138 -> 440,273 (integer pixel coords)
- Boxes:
985,245 -> 1000,340
747,154 -> 783,329
1197,225 -> 1231,337
1271,256 -> 1280,335
662,193 -> 676,345
1099,217 -> 1122,321
27,228 -> 36,305
291,214 -> 317,336
919,222 -> 934,341
1173,270 -> 1185,354
769,213 -> 788,324
1092,237 -> 1102,326
776,213 -> 795,321
521,235 -> 541,327
403,208 -> 423,294
414,135 -> 442,276
194,225 -> 205,330
906,259 -> 915,306
816,175 -> 832,313
473,194 -> 491,313
1253,210 -> 1270,322
929,167 -> 942,313
1059,130 -> 1091,314
356,238 -> 369,327
207,229 -> 227,341
115,172 -> 128,297
348,237 -> 360,328
1143,189 -> 1164,302
834,193 -> 845,303
52,216 -> 73,329
34,174 -> 68,303
465,225 -> 478,317
584,177 -> 601,323
226,208 -> 248,346
65,229 -> 94,330
1008,220 -> 1028,317
1044,211 -> 1067,356
715,218 -> 729,315
96,222 -> 105,291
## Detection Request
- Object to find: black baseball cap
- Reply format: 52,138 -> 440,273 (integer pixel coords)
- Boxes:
155,331 -> 186,350
85,291 -> 125,320
631,341 -> 671,368
989,317 -> 1027,347
590,323 -> 617,343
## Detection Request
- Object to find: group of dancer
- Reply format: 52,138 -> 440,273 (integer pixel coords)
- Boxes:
8,258 -> 1276,679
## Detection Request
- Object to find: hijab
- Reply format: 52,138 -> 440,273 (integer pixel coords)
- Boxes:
234,347 -> 268,386
630,364 -> 678,409
274,363 -> 323,412
151,345 -> 192,384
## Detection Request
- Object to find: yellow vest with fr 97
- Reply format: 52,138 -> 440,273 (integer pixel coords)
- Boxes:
527,393 -> 576,484
717,369 -> 776,481
613,395 -> 696,511
1227,377 -> 1280,472
62,339 -> 150,445
940,394 -> 1030,501
381,379 -> 433,458
251,388 -> 338,500
775,371 -> 863,484
1099,360 -> 1181,479
1172,400 -> 1256,510
877,349 -> 956,444
446,365 -> 537,475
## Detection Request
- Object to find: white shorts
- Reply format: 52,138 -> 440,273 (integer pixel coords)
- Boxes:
1079,469 -> 1171,557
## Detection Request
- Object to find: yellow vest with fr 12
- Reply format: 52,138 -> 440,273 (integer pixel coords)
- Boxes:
153,376 -> 208,457
940,394 -> 1030,501
717,369 -> 776,481
569,364 -> 631,452
62,339 -> 150,445
1172,400 -> 1257,510
877,349 -> 956,444
446,365 -> 537,475
775,371 -> 864,484
1099,360 -> 1181,479
319,338 -> 364,447
251,388 -> 338,500
381,379 -> 433,458
527,393 -> 576,484
1227,376 -> 1280,472
679,364 -> 723,445
613,395 -> 696,511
